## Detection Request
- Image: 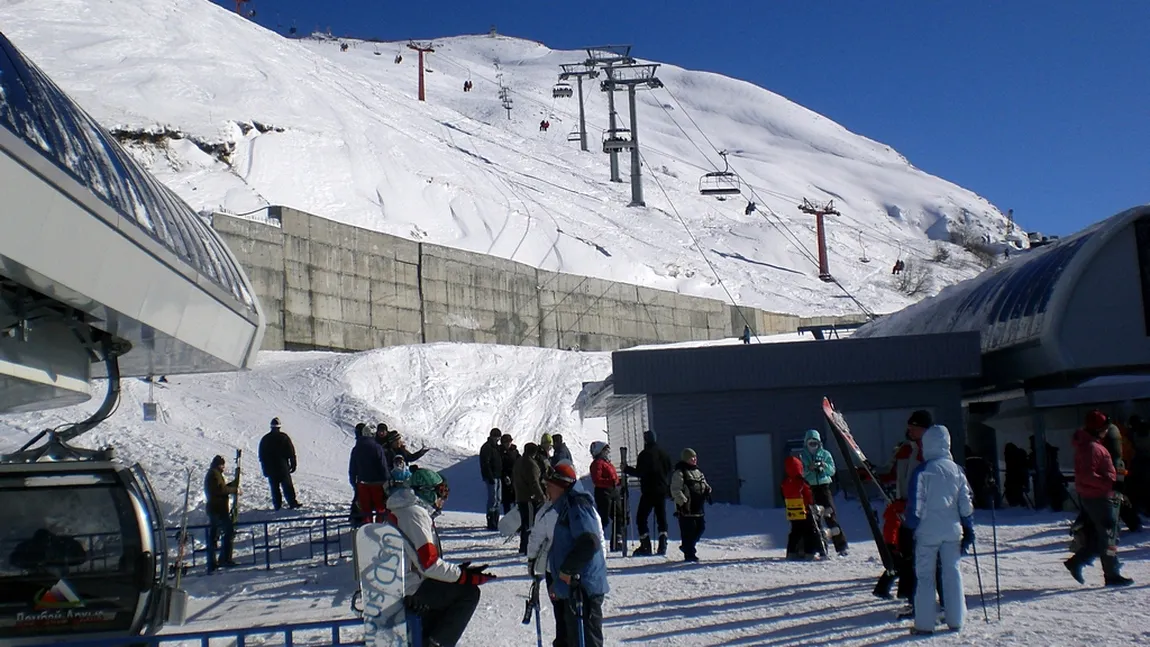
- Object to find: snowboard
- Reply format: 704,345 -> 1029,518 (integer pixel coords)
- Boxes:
355,523 -> 409,647
497,505 -> 521,538
821,397 -> 896,573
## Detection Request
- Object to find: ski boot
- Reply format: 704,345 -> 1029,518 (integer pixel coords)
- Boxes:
486,510 -> 499,531
1105,574 -> 1134,587
657,533 -> 668,555
632,536 -> 653,556
873,571 -> 895,599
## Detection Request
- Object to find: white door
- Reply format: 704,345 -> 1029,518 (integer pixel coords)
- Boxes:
735,433 -> 774,508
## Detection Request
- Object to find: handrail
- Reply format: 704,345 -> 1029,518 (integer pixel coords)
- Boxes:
20,617 -> 364,647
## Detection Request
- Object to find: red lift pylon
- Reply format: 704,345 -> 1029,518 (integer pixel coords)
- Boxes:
798,198 -> 840,282
407,41 -> 435,102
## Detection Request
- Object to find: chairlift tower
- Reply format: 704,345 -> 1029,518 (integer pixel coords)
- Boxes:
798,198 -> 840,282
585,45 -> 635,183
407,41 -> 435,102
558,63 -> 599,152
601,64 -> 663,207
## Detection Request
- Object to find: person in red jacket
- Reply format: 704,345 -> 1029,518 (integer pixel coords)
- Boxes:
589,441 -> 622,550
1066,410 -> 1134,586
782,456 -> 822,560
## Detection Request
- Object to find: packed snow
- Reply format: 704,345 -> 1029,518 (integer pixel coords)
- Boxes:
0,0 -> 1020,317
2,344 -> 1148,646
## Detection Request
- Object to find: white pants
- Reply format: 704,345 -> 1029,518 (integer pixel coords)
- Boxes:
914,539 -> 966,632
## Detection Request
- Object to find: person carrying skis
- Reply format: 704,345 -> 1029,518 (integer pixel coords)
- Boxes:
479,428 -> 504,530
514,443 -> 547,555
500,434 -> 521,514
259,417 -> 301,510
903,424 -> 974,635
204,455 -> 239,572
589,441 -> 621,549
670,448 -> 711,562
624,431 -> 672,556
782,455 -> 821,560
349,422 -> 391,523
1065,410 -> 1134,587
387,467 -> 496,646
546,462 -> 609,647
800,429 -> 849,555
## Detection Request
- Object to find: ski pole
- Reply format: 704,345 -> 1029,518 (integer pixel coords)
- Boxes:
990,491 -> 1001,622
573,575 -> 586,647
971,541 -> 989,623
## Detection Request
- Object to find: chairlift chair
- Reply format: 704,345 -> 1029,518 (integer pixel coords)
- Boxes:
602,129 -> 634,153
567,128 -> 582,143
552,82 -> 573,99
698,150 -> 741,196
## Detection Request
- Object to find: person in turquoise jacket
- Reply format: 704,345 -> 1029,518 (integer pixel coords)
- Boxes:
799,429 -> 849,555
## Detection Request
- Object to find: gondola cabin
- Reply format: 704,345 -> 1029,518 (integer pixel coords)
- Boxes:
0,460 -> 170,644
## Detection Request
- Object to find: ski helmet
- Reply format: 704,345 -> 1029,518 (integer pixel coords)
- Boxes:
410,469 -> 449,507
590,441 -> 609,458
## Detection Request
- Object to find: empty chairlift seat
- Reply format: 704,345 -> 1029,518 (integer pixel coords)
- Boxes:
699,170 -> 741,196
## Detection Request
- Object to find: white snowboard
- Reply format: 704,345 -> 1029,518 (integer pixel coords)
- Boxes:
497,505 -> 521,538
355,523 -> 408,647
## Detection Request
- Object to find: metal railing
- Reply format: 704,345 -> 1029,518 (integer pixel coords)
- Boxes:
167,514 -> 355,574
21,617 -> 364,647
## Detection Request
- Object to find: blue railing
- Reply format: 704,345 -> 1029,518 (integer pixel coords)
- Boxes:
167,514 -> 355,573
20,617 -> 364,647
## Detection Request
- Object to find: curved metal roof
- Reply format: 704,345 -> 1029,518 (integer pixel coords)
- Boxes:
853,207 -> 1145,355
0,32 -> 254,312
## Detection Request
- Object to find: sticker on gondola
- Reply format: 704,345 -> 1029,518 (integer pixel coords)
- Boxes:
13,580 -> 117,628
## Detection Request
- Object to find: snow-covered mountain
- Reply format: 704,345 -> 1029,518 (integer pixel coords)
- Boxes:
0,0 -> 1017,316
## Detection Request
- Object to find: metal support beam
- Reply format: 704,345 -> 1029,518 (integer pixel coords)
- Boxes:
576,76 -> 588,152
627,85 -> 643,207
407,41 -> 435,102
598,63 -> 662,207
606,75 -> 621,182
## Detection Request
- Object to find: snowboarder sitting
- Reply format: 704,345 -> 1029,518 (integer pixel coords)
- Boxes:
671,448 -> 711,562
800,430 -> 849,555
388,467 -> 496,647
782,456 -> 822,560
903,425 -> 974,635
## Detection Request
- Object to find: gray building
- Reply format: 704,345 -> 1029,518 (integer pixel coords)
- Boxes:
577,332 -> 981,507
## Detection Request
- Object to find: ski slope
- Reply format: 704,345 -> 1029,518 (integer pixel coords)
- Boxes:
0,0 -> 1021,318
1,343 -> 1146,646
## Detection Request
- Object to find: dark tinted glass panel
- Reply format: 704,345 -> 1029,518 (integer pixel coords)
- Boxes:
1135,218 -> 1150,336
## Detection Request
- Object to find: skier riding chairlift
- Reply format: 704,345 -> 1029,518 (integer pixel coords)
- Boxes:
394,54 -> 403,64
539,120 -> 550,132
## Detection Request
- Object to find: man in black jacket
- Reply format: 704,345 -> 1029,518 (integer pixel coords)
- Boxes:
499,434 -> 521,514
479,428 -> 504,530
624,431 -> 673,555
259,417 -> 301,510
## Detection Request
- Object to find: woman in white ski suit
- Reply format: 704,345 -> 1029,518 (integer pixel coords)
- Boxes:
903,425 -> 974,634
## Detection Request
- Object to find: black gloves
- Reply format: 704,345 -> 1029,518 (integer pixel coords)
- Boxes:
961,523 -> 974,555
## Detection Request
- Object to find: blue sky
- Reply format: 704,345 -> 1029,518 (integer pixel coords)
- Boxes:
221,0 -> 1148,236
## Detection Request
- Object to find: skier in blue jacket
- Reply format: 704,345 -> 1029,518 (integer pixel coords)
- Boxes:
547,462 -> 609,647
800,429 -> 849,555
904,424 -> 974,635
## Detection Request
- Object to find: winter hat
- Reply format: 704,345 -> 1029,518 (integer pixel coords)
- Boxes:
643,430 -> 656,444
384,430 -> 401,445
681,448 -> 697,462
490,428 -> 502,439
270,417 -> 281,429
907,410 -> 933,429
211,455 -> 226,468
410,469 -> 448,506
523,442 -> 538,458
355,422 -> 368,437
377,422 -> 389,434
552,434 -> 564,445
547,461 -> 578,487
540,433 -> 554,447
501,433 -> 513,444
1085,410 -> 1109,432
590,441 -> 609,458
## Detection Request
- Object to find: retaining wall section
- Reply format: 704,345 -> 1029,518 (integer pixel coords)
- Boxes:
212,207 -> 866,353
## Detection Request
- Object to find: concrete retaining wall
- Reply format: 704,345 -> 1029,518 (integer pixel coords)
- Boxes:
212,207 -> 865,353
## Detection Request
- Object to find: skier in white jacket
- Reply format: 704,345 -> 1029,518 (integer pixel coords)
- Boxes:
387,467 -> 497,646
903,424 -> 974,635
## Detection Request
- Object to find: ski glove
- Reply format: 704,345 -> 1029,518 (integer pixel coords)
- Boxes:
457,562 -> 497,586
960,521 -> 974,555
813,460 -> 826,472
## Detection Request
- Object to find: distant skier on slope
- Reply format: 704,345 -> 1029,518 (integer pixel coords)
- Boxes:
388,468 -> 496,646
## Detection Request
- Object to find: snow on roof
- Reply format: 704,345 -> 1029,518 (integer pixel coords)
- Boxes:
617,330 -> 850,352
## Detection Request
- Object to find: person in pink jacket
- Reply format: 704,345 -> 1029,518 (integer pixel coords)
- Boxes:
1065,410 -> 1133,587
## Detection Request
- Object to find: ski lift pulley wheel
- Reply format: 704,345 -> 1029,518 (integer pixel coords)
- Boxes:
0,459 -> 173,642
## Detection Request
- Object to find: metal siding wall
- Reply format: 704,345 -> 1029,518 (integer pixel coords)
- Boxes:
646,380 -> 964,507
607,397 -> 648,467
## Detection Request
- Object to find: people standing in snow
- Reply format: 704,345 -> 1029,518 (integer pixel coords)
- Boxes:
479,428 -> 504,530
800,429 -> 849,555
624,431 -> 673,556
1065,410 -> 1134,587
879,410 -> 931,606
1003,442 -> 1031,507
379,424 -> 429,467
386,467 -> 496,646
589,441 -> 622,550
258,417 -> 301,510
903,424 -> 974,634
671,448 -> 711,562
782,456 -> 822,560
550,434 -> 573,467
500,434 -> 521,514
204,454 -> 239,572
546,462 -> 608,647
539,433 -> 555,468
514,443 -> 547,555
350,422 -> 391,523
